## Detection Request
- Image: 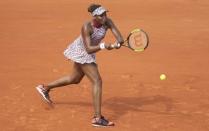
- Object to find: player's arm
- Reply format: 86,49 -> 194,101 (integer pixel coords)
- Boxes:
81,22 -> 113,53
106,18 -> 124,45
81,22 -> 101,54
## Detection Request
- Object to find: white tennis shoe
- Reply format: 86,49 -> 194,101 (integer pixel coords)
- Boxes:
36,85 -> 52,103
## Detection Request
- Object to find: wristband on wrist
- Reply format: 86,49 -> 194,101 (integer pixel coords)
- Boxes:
99,42 -> 106,49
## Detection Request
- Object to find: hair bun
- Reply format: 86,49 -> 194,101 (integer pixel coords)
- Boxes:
88,4 -> 101,13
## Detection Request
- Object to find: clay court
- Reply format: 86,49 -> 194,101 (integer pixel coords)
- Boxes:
1,0 -> 209,131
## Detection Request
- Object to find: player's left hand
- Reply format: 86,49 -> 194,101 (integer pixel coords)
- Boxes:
111,42 -> 121,49
105,44 -> 114,50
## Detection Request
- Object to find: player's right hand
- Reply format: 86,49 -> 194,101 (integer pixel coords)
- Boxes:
105,44 -> 114,50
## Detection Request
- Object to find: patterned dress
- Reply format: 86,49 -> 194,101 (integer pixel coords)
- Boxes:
63,25 -> 106,64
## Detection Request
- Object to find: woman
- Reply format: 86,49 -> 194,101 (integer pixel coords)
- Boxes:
36,3 -> 124,127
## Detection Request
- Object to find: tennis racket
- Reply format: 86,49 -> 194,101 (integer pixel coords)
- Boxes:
114,28 -> 149,52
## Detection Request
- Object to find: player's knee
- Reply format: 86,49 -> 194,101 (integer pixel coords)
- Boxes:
68,75 -> 83,84
72,75 -> 84,84
73,78 -> 82,84
93,77 -> 102,86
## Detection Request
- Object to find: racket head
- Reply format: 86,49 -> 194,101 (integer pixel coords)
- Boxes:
127,29 -> 149,52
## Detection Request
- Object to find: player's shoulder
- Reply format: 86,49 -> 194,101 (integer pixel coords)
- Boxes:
105,17 -> 114,28
107,17 -> 113,22
82,21 -> 93,33
82,21 -> 91,29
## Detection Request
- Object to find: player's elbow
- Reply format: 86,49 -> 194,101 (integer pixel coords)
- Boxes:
86,50 -> 91,54
85,48 -> 93,54
83,44 -> 92,54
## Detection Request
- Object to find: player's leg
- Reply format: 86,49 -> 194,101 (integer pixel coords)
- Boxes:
44,62 -> 84,91
79,63 -> 114,127
36,62 -> 84,103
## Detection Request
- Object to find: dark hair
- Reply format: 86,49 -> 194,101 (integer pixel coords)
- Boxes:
88,4 -> 101,13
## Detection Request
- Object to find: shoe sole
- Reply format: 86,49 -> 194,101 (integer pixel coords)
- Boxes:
92,123 -> 114,127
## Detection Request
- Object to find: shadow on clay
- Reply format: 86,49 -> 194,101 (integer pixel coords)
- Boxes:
103,95 -> 174,120
55,95 -> 174,120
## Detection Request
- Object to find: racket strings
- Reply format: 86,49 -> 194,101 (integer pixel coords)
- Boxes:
128,31 -> 148,51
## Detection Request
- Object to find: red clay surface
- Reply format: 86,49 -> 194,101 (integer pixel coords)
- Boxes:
1,0 -> 209,131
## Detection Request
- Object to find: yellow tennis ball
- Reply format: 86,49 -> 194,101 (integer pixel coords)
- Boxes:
160,74 -> 166,80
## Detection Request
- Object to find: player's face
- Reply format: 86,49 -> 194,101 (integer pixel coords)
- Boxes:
95,12 -> 107,24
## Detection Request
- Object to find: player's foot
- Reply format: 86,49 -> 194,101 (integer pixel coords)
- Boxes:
36,85 -> 52,103
92,116 -> 114,127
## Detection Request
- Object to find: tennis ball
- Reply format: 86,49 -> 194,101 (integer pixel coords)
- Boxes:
160,74 -> 166,80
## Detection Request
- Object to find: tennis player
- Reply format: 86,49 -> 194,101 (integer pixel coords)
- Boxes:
36,3 -> 124,127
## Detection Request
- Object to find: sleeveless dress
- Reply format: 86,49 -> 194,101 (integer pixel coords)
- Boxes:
63,25 -> 106,64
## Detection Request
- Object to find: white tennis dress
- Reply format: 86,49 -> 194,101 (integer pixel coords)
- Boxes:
63,25 -> 106,64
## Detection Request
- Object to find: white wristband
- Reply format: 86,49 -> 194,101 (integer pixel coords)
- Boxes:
99,43 -> 105,49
